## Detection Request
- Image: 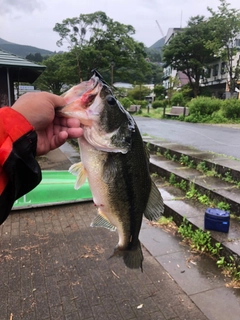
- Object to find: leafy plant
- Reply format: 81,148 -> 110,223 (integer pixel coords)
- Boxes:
188,160 -> 196,168
197,161 -> 209,173
178,218 -> 222,255
187,96 -> 222,116
217,256 -> 240,281
222,171 -> 233,183
171,92 -> 186,106
169,173 -> 177,185
179,154 -> 189,166
164,150 -> 172,160
186,183 -> 199,199
151,172 -> 158,178
222,99 -> 240,120
217,202 -> 230,212
198,194 -> 210,205
158,216 -> 173,225
178,179 -> 187,191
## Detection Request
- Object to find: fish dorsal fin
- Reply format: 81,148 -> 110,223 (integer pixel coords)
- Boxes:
90,211 -> 116,231
69,162 -> 87,189
144,180 -> 164,221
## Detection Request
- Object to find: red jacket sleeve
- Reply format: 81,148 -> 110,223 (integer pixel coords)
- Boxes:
0,107 -> 41,224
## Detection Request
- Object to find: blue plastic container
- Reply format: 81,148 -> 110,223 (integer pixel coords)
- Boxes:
204,208 -> 230,233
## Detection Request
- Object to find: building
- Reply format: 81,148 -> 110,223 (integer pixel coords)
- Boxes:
0,49 -> 45,107
162,28 -> 183,90
200,49 -> 240,99
162,28 -> 240,98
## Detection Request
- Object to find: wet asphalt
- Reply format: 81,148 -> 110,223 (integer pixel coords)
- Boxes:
134,117 -> 240,160
4,117 -> 240,320
59,138 -> 240,320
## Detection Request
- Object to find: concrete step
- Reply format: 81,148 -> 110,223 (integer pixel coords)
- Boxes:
150,154 -> 240,216
144,137 -> 240,181
143,137 -> 240,264
155,181 -> 240,262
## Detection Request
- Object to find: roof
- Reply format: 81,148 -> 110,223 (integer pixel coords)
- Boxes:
113,82 -> 133,89
0,49 -> 46,83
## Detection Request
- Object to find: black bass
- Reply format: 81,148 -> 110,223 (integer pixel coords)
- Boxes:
57,71 -> 164,270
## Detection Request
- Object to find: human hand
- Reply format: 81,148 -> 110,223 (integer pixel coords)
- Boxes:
12,92 -> 83,155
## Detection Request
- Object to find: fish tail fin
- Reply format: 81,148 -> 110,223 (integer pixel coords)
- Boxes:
69,162 -> 87,189
109,241 -> 144,271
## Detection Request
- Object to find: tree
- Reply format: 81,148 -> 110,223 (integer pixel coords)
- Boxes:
53,12 -> 152,85
207,0 -> 240,96
34,53 -> 79,94
162,16 -> 216,97
127,85 -> 151,100
146,48 -> 162,63
53,11 -> 109,81
26,53 -> 45,62
153,85 -> 166,99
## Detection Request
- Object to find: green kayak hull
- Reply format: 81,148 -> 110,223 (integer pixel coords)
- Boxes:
13,170 -> 92,210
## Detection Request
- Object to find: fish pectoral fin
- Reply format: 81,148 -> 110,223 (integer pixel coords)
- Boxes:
90,213 -> 116,232
69,162 -> 87,189
144,180 -> 164,221
102,155 -> 118,183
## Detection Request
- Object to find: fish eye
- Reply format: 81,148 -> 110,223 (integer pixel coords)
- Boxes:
106,95 -> 116,106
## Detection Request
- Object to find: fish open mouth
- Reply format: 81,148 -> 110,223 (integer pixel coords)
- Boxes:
55,74 -> 101,115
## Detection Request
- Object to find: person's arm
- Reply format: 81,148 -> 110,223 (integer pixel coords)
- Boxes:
0,107 -> 41,224
0,92 -> 83,224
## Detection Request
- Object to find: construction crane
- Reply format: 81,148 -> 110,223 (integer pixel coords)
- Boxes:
156,20 -> 164,38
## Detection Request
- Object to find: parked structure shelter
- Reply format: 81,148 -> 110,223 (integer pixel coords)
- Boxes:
0,49 -> 45,107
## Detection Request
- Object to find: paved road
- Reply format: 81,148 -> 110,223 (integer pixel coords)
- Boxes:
2,204 -> 208,320
134,117 -> 240,159
1,149 -> 209,320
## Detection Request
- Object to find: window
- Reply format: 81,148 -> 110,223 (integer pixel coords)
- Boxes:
204,67 -> 211,78
212,64 -> 219,77
221,62 -> 226,75
235,39 -> 240,47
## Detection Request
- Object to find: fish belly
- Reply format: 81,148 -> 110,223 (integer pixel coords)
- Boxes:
78,137 -> 125,243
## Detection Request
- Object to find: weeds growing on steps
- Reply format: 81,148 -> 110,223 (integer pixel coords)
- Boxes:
177,218 -> 240,286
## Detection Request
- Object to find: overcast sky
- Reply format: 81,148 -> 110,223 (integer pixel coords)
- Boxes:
1,0 -> 240,52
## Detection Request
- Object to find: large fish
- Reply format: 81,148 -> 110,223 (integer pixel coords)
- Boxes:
57,71 -> 164,270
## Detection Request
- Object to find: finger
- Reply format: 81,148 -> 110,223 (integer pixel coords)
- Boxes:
53,116 -> 81,128
66,127 -> 83,139
51,131 -> 68,150
66,117 -> 81,128
49,94 -> 66,108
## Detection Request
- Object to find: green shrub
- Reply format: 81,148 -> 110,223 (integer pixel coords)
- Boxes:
134,100 -> 148,108
119,97 -> 134,109
210,111 -> 228,123
171,92 -> 185,106
127,85 -> 151,100
222,99 -> 240,120
187,96 -> 222,116
152,100 -> 165,109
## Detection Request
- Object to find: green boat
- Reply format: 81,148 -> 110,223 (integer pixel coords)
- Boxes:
13,170 -> 92,210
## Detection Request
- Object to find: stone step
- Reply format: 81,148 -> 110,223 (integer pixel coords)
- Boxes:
156,181 -> 240,263
143,137 -> 240,216
144,137 -> 240,181
143,137 -> 240,264
150,154 -> 240,216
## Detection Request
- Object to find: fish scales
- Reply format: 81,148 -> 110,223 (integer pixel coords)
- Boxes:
57,71 -> 164,270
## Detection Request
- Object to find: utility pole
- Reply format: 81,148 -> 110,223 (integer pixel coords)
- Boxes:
110,61 -> 115,86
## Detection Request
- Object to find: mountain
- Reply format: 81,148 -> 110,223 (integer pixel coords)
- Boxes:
0,38 -> 54,57
149,36 -> 166,51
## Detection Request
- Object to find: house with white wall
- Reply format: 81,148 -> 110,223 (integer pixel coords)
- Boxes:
162,28 -> 240,98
